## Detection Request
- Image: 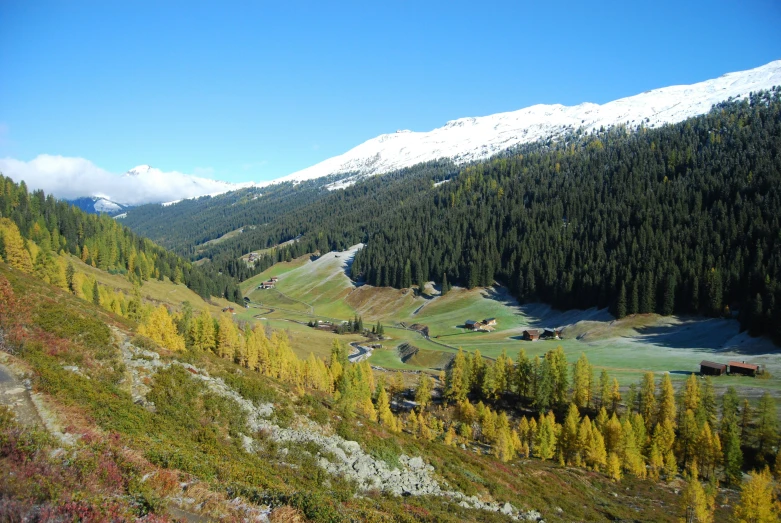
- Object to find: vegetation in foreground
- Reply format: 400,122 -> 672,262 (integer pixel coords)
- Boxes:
2,262 -> 780,521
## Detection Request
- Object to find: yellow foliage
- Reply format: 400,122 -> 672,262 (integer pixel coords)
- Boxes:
138,305 -> 185,351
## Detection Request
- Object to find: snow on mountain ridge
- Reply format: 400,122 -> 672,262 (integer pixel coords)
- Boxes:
115,165 -> 259,204
266,60 -> 781,187
93,198 -> 123,213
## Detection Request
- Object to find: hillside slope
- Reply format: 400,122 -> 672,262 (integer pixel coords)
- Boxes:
0,263 -> 697,522
268,60 -> 781,185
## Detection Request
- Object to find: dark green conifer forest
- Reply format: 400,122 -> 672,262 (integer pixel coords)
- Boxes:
124,90 -> 781,343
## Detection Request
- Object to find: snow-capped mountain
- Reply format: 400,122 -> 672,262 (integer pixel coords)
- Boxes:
69,196 -> 131,216
266,60 -> 781,187
117,164 -> 257,201
61,164 -> 260,209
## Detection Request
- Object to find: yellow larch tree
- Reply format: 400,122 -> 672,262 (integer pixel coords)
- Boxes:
733,468 -> 781,523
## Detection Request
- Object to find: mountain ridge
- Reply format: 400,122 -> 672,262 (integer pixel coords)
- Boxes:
263,59 -> 781,187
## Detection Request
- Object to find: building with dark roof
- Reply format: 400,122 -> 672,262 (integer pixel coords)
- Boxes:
522,329 -> 540,341
700,360 -> 727,376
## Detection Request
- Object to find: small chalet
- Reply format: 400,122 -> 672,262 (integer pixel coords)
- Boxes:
315,321 -> 334,331
465,320 -> 480,330
258,281 -> 275,290
222,307 -> 235,314
729,361 -> 759,377
700,360 -> 727,376
522,329 -> 540,341
482,318 -> 498,327
540,328 -> 561,340
270,277 -> 279,283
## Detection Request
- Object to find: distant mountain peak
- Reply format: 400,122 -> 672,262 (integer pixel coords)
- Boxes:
125,165 -> 153,176
263,60 -> 781,189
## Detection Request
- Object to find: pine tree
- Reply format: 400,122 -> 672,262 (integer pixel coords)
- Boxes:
65,262 -> 75,292
755,392 -> 778,459
648,443 -> 664,481
0,220 -> 33,274
561,403 -> 581,465
620,417 -> 646,478
733,468 -> 780,523
444,425 -> 456,446
572,353 -> 593,408
92,280 -> 101,306
657,372 -> 677,428
535,411 -> 557,461
616,282 -> 627,319
603,413 -> 623,455
445,349 -> 470,403
640,372 -> 657,430
629,278 -> 640,315
722,417 -> 744,486
683,373 -> 701,414
664,449 -> 678,481
677,409 -> 699,469
598,369 -> 611,410
680,462 -> 714,523
606,452 -> 622,481
516,348 -> 531,399
376,385 -> 398,431
139,305 -> 186,351
698,376 -> 717,427
415,373 -> 433,410
586,423 -> 607,471
741,399 -> 753,443
610,378 -> 622,414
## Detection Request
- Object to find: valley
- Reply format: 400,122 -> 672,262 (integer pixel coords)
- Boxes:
237,246 -> 781,402
1,51 -> 780,522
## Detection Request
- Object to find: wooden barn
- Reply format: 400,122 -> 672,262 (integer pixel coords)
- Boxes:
482,318 -> 498,327
522,329 -> 540,341
465,320 -> 480,330
729,361 -> 759,377
699,360 -> 727,376
540,328 -> 562,340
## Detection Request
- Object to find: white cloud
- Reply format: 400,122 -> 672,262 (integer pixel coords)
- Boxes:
0,154 -> 256,206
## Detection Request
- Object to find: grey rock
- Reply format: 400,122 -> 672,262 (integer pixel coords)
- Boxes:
408,456 -> 425,470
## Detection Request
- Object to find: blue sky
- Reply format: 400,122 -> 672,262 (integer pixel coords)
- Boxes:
1,0 -> 780,183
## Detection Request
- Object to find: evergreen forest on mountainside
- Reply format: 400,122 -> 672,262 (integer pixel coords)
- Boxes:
0,176 -> 244,303
124,90 -> 781,343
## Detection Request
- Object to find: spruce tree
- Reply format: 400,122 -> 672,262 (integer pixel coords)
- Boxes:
616,282 -> 627,319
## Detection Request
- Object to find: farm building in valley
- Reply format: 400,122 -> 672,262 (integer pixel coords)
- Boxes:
728,361 -> 759,377
700,360 -> 727,376
522,329 -> 540,341
464,319 -> 495,332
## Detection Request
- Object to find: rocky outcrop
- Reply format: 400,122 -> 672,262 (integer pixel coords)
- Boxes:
116,330 -> 542,521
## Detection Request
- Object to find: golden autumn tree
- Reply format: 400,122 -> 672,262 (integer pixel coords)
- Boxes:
572,353 -> 593,408
679,462 -> 714,523
139,305 -> 185,351
657,372 -> 677,427
733,468 -> 781,523
0,218 -> 33,273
